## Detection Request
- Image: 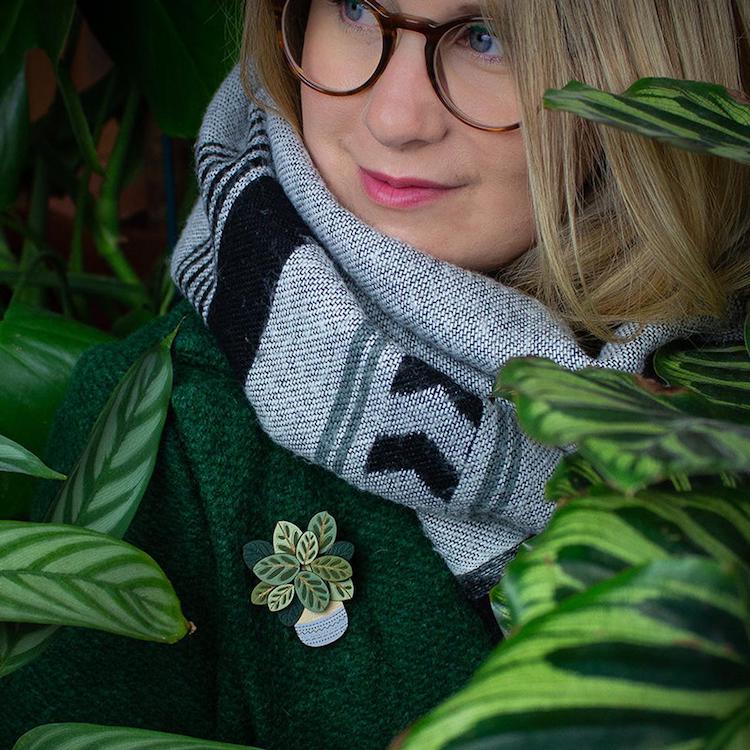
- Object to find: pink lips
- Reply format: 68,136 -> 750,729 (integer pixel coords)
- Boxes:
359,168 -> 458,209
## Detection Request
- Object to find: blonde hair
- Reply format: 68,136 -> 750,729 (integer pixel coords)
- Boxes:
241,0 -> 750,341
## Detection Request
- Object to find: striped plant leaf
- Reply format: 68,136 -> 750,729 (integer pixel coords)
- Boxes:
253,553 -> 299,585
0,521 -> 189,642
308,510 -> 337,554
12,723 -> 262,749
498,487 -> 750,631
295,530 -> 319,565
0,623 -> 57,678
295,570 -> 330,613
272,520 -> 301,555
44,324 -> 179,536
545,453 -> 605,501
310,555 -> 352,582
328,578 -> 354,602
543,77 -> 750,164
401,557 -> 750,750
495,357 -> 750,493
654,343 -> 750,424
267,583 -> 295,612
250,581 -> 274,606
0,434 -> 66,481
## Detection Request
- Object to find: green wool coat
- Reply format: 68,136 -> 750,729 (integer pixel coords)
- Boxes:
1,299 -> 499,750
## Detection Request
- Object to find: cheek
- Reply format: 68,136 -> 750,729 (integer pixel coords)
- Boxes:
300,87 -> 355,177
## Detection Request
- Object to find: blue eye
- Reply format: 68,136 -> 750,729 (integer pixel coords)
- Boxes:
467,25 -> 501,56
344,1 -> 364,22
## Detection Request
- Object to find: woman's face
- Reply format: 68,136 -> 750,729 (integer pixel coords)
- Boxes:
299,0 -> 534,273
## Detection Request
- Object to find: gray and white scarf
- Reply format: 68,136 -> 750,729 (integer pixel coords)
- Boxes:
171,67 -> 736,597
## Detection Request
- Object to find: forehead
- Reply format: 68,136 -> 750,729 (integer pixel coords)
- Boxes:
375,0 -> 484,20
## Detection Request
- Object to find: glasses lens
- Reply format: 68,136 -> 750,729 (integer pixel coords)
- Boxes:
283,0 -> 384,93
435,22 -> 519,129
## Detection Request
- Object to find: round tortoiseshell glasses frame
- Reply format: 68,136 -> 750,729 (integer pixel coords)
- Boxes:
273,0 -> 521,132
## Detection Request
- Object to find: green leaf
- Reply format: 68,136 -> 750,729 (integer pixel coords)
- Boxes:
501,487 -> 750,631
328,578 -> 354,602
0,303 -> 110,519
329,540 -> 354,560
78,0 -> 242,139
495,357 -> 750,494
0,521 -> 189,646
12,723 -> 262,749
311,555 -> 353,582
543,77 -> 750,164
401,557 -> 750,750
0,434 -> 65,480
277,597 -> 303,627
294,570 -> 330,613
0,623 -> 57,678
0,63 -> 27,211
295,530 -> 319,565
43,325 -> 177,536
545,453 -> 605,501
267,583 -> 295,612
253,554 -> 300,586
250,581 -> 273,606
308,510 -> 337,554
272,520 -> 301,555
242,539 -> 274,571
654,342 -> 750,424
744,304 -> 750,359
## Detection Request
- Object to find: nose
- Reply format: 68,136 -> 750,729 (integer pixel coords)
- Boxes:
362,32 -> 451,150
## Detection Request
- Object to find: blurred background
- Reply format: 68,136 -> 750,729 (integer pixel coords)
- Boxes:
0,0 -> 243,520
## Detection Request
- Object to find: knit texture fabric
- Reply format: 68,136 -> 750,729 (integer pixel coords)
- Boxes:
0,303 -> 497,750
171,65 -> 740,597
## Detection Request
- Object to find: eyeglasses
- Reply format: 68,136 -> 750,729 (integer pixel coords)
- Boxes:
276,0 -> 521,132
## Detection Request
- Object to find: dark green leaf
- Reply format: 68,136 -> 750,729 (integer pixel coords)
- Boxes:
543,78 -> 750,164
402,558 -> 750,750
0,434 -> 65,480
0,63 -> 28,211
495,357 -> 750,493
13,722 -> 263,749
329,540 -> 354,560
294,570 -> 330,613
545,453 -> 606,501
277,597 -> 303,627
242,539 -> 273,571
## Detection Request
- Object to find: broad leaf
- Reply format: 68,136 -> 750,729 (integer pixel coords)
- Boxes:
295,570 -> 330,613
310,555 -> 352,582
44,325 -> 177,535
543,77 -> 750,164
267,584 -> 295,612
272,521 -> 301,555
0,522 -> 189,646
0,435 -> 65,480
253,554 -> 299,586
654,342 -> 750,424
0,303 -> 110,519
12,723 -> 262,749
250,581 -> 273,606
295,530 -> 319,565
328,578 -> 354,602
308,510 -> 337,554
495,357 -> 750,493
329,540 -> 354,560
78,0 -> 242,138
402,558 -> 750,750
499,487 -> 750,631
0,623 -> 56,678
278,598 -> 303,627
242,539 -> 274,571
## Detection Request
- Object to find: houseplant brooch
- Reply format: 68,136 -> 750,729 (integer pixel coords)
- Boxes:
243,511 -> 354,647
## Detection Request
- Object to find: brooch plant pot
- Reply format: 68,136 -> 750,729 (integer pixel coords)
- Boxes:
243,511 -> 355,648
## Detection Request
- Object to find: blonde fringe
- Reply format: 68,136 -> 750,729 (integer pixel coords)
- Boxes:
242,0 -> 750,342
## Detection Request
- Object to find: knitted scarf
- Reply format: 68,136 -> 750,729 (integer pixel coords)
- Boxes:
171,67 -> 735,597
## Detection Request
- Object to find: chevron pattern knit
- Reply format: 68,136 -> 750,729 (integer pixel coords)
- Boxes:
171,67 -> 738,597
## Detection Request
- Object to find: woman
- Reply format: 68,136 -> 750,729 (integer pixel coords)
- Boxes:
2,1 -> 748,749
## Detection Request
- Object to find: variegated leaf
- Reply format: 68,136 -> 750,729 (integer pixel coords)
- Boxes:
0,522 -> 189,643
242,539 -> 274,571
328,578 -> 354,602
308,510 -> 337,554
267,583 -> 295,612
311,555 -> 352,582
495,357 -> 750,493
295,570 -> 330,613
0,623 -> 57,678
0,434 -> 66,480
402,558 -> 750,750
272,521 -> 302,555
44,324 -> 178,536
654,343 -> 750,424
250,581 -> 274,606
253,554 -> 299,585
278,597 -> 303,627
543,77 -> 750,164
329,540 -> 354,561
499,487 -> 750,631
12,723 -> 262,749
295,530 -> 318,565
